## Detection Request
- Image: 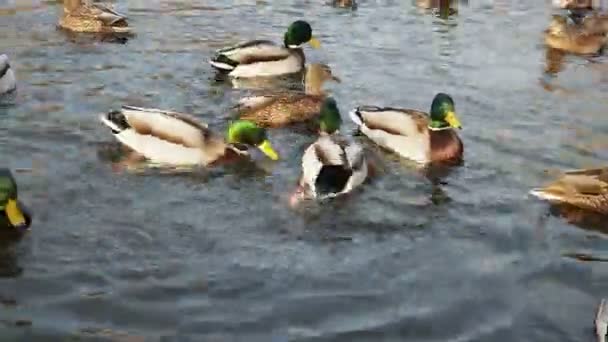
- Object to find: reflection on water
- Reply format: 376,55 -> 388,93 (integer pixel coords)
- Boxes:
0,232 -> 23,278
0,0 -> 607,341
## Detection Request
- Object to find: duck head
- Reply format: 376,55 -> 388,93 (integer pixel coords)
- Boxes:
227,120 -> 279,160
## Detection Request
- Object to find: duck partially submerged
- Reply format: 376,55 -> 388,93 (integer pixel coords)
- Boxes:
558,0 -> 594,9
0,169 -> 31,232
290,98 -> 368,206
236,63 -> 341,128
530,167 -> 608,215
349,93 -> 463,165
100,106 -> 279,167
332,0 -> 357,8
416,0 -> 458,15
210,20 -> 321,78
59,0 -> 132,34
0,54 -> 16,95
544,15 -> 607,54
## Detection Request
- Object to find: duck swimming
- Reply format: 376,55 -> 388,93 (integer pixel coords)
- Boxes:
210,20 -> 321,78
236,63 -> 341,128
58,0 -> 132,34
530,167 -> 608,215
100,106 -> 279,167
349,93 -> 463,165
544,15 -> 607,55
290,98 -> 368,206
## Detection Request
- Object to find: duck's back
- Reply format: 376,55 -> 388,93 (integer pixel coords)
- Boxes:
240,94 -> 324,127
352,107 -> 432,163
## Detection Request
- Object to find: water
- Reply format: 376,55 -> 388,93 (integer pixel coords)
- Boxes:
0,1 -> 607,341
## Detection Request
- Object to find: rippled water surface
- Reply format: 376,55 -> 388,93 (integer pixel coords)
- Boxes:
1,0 -> 607,341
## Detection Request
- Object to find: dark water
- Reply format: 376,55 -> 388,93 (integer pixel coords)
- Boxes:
0,0 -> 607,341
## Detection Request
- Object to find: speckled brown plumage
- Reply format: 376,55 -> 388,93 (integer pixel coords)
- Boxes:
544,15 -> 607,54
532,168 -> 608,215
236,63 -> 339,128
59,1 -> 131,34
239,94 -> 325,128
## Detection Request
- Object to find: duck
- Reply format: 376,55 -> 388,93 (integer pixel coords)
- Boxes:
58,0 -> 132,34
100,106 -> 279,167
290,98 -> 368,206
209,20 -> 321,78
558,0 -> 594,9
416,0 -> 458,15
235,63 -> 341,128
332,0 -> 357,8
349,93 -> 463,165
530,167 -> 608,215
544,15 -> 607,54
0,169 -> 32,231
0,54 -> 16,95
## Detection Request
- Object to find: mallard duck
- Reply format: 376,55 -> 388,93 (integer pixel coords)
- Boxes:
59,0 -> 131,34
235,63 -> 341,128
349,93 -> 463,165
290,98 -> 368,206
100,106 -> 279,166
0,54 -> 16,95
544,15 -> 607,54
530,167 -> 608,215
0,169 -> 31,231
209,20 -> 321,78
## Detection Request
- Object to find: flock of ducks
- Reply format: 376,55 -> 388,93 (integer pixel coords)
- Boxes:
0,0 -> 607,234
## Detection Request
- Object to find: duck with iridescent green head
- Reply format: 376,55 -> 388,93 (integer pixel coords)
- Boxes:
290,98 -> 368,206
349,93 -> 463,165
100,106 -> 279,167
0,169 -> 31,232
209,20 -> 321,78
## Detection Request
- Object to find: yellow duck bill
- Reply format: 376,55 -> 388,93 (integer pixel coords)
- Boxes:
5,198 -> 26,229
309,36 -> 321,49
445,111 -> 462,129
257,140 -> 280,160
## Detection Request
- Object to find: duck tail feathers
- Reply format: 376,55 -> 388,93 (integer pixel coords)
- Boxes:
529,188 -> 563,202
100,109 -> 130,134
209,54 -> 237,71
348,107 -> 364,127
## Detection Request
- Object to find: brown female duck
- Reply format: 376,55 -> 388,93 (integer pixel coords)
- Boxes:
235,63 -> 340,128
530,167 -> 608,215
559,0 -> 594,9
544,15 -> 607,54
349,93 -> 463,165
59,0 -> 132,34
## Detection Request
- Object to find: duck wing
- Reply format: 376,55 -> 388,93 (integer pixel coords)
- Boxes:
100,106 -> 227,165
530,167 -> 608,214
301,135 -> 367,198
350,106 -> 429,136
349,106 -> 431,163
210,40 -> 290,70
234,95 -> 278,112
102,106 -> 216,148
90,3 -> 128,26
